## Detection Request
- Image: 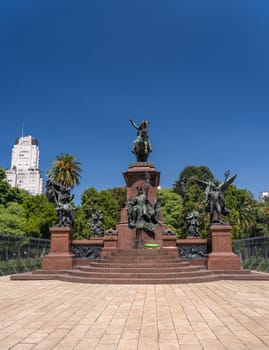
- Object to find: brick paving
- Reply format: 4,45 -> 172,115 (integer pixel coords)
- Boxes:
1,276 -> 269,349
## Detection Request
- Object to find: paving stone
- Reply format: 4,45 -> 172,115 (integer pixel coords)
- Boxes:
1,276 -> 269,350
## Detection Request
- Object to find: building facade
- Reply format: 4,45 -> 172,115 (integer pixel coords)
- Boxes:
259,191 -> 269,202
5,135 -> 44,195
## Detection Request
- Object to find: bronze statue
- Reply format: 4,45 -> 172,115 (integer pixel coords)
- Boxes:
127,173 -> 159,247
186,211 -> 200,237
194,171 -> 237,224
129,118 -> 152,162
46,179 -> 75,227
90,209 -> 104,237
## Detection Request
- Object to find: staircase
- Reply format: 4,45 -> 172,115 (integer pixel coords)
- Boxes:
10,248 -> 269,284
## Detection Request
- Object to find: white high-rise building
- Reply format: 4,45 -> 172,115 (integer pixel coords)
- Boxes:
259,191 -> 269,202
5,135 -> 44,195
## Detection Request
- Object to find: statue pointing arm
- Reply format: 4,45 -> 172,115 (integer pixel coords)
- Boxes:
129,118 -> 139,131
129,118 -> 152,162
194,171 -> 237,224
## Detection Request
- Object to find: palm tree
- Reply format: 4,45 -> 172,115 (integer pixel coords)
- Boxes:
48,153 -> 82,188
238,201 -> 255,237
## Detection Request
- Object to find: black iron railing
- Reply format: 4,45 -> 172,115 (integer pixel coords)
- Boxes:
0,234 -> 50,276
233,236 -> 269,272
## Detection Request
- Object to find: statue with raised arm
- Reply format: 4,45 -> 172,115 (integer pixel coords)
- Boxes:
127,172 -> 159,247
193,170 -> 237,224
129,118 -> 152,162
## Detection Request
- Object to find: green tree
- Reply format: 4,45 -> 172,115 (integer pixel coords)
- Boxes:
0,203 -> 26,235
252,201 -> 269,237
76,188 -> 121,239
173,165 -> 214,198
173,166 -> 214,237
80,188 -> 101,213
0,169 -> 9,205
0,168 -> 6,181
22,194 -> 57,238
0,177 -> 11,206
74,188 -> 100,239
98,190 -> 120,229
107,187 -> 126,210
157,188 -> 183,235
107,187 -> 126,222
0,168 -> 29,206
74,206 -> 90,239
225,186 -> 256,238
227,207 -> 243,239
48,153 -> 82,188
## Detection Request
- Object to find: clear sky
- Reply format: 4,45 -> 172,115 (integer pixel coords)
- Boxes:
1,0 -> 269,204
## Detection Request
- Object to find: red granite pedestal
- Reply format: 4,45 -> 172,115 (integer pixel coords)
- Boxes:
116,162 -> 167,250
162,235 -> 178,256
102,235 -> 118,256
42,226 -> 74,270
207,224 -> 241,270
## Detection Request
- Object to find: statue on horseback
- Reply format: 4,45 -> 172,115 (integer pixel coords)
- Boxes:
129,118 -> 152,162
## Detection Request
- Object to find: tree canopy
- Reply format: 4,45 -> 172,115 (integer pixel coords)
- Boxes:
1,162 -> 269,240
157,188 -> 183,234
47,153 -> 82,188
74,188 -> 122,239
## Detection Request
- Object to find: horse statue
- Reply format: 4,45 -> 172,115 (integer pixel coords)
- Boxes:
130,119 -> 152,162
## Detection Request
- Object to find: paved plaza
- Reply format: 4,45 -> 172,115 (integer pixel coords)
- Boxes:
1,276 -> 269,349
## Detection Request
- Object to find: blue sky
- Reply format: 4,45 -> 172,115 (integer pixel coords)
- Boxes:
1,0 -> 269,204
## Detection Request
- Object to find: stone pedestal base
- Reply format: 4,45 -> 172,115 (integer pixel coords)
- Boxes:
117,162 -> 165,250
123,162 -> 160,203
162,235 -> 178,256
42,253 -> 74,270
42,227 -> 74,270
117,223 -> 165,250
116,223 -> 134,250
102,235 -> 118,256
207,225 -> 241,270
207,252 -> 241,270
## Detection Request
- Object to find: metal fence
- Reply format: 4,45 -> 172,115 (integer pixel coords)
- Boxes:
233,236 -> 269,272
0,234 -> 50,276
2,233 -> 268,275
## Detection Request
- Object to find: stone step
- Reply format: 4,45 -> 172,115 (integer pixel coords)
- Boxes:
10,248 -> 269,285
220,273 -> 269,280
11,271 -> 269,284
103,254 -> 180,260
68,269 -> 213,279
10,272 -> 218,283
86,263 -> 189,270
56,274 -> 218,284
32,269 -> 69,275
110,249 -> 168,256
88,261 -> 190,268
97,258 -> 183,264
74,265 -> 206,273
210,270 -> 253,275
